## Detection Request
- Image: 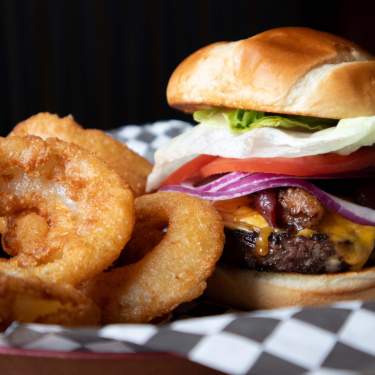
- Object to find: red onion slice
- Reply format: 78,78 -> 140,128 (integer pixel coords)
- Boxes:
160,172 -> 375,226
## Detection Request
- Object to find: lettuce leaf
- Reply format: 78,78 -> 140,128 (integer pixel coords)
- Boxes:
147,116 -> 375,191
193,109 -> 221,122
193,109 -> 338,133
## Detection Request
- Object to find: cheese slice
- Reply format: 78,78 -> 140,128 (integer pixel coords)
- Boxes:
318,213 -> 375,270
216,201 -> 375,270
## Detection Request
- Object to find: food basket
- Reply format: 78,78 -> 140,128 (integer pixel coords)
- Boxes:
1,121 -> 375,375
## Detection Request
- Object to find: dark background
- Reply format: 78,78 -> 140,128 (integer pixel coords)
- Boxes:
0,0 -> 374,135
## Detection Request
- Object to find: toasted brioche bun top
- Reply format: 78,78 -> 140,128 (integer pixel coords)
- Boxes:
167,27 -> 375,119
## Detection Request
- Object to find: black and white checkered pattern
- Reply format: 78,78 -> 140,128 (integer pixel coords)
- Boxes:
1,121 -> 375,375
109,119 -> 192,162
2,301 -> 375,374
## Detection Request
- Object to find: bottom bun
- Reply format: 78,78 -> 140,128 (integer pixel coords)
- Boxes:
206,265 -> 375,310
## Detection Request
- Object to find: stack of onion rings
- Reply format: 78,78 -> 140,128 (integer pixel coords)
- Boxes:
84,192 -> 224,323
0,114 -> 226,328
10,113 -> 152,197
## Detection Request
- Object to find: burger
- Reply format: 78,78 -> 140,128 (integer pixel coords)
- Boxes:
147,27 -> 375,309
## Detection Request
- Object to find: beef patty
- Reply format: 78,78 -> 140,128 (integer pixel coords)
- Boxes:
222,228 -> 348,274
220,186 -> 375,273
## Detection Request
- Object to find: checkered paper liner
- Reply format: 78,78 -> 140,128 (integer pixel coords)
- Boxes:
1,120 -> 375,375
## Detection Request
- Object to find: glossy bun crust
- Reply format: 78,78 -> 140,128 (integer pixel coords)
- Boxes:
206,265 -> 375,310
167,27 -> 375,119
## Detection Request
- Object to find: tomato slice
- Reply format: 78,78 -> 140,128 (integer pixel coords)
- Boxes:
161,155 -> 217,186
200,147 -> 375,178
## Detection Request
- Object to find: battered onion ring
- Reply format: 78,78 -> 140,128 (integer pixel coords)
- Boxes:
0,136 -> 134,285
10,113 -> 152,197
84,192 -> 224,323
0,269 -> 100,331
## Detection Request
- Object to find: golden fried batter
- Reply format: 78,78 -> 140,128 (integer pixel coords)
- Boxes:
0,269 -> 100,330
83,192 -> 224,323
11,113 -> 152,196
0,136 -> 134,285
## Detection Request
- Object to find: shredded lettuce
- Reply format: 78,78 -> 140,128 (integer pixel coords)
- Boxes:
193,109 -> 338,133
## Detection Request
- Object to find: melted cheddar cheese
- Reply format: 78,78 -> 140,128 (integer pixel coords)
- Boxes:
317,213 -> 375,270
215,200 -> 375,269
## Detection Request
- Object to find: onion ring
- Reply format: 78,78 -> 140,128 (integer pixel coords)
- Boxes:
0,269 -> 100,330
0,136 -> 134,285
10,113 -> 152,197
83,192 -> 224,323
2,212 -> 50,260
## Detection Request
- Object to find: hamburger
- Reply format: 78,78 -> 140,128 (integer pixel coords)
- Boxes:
147,27 -> 375,309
